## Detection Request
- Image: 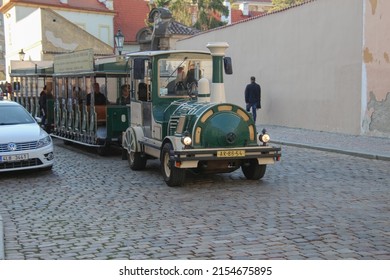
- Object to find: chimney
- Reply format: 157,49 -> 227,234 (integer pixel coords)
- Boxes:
207,42 -> 229,103
239,2 -> 249,16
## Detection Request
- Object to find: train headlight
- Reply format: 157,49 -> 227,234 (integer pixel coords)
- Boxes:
181,136 -> 192,146
261,133 -> 270,143
259,128 -> 270,145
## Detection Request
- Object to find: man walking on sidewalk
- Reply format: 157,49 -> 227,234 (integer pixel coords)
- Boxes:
245,76 -> 261,122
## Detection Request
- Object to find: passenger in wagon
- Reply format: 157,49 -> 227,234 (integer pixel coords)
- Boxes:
72,86 -> 83,104
185,63 -> 201,87
175,66 -> 186,91
116,84 -> 131,105
86,82 -> 107,105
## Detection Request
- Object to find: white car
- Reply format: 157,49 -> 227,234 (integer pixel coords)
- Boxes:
0,100 -> 54,172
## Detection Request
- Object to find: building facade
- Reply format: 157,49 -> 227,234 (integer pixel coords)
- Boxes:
0,0 -> 115,79
176,0 -> 390,137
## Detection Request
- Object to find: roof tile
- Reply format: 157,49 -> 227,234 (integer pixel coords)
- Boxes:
5,0 -> 111,13
168,21 -> 199,36
113,0 -> 150,43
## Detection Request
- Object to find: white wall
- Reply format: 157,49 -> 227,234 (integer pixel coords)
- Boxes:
16,8 -> 43,60
176,0 -> 366,135
56,11 -> 114,46
4,7 -> 44,75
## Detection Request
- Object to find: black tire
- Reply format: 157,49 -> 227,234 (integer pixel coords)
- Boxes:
128,129 -> 146,170
128,150 -> 147,170
242,159 -> 267,180
97,142 -> 110,156
121,148 -> 128,160
63,140 -> 72,145
161,143 -> 185,187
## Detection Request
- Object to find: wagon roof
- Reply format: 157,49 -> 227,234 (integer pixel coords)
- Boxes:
125,50 -> 210,58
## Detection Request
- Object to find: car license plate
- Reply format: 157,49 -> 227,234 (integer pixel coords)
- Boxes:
217,150 -> 245,157
0,154 -> 29,162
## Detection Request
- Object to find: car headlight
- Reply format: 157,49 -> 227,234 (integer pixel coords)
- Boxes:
36,136 -> 52,148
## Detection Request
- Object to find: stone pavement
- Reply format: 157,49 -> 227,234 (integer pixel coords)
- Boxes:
264,125 -> 390,161
0,125 -> 389,260
0,214 -> 3,260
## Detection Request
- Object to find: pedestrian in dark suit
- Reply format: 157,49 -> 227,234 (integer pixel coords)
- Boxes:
245,76 -> 261,122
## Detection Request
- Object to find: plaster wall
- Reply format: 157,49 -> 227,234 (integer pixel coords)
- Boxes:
177,0 -> 367,135
4,7 -> 44,74
3,7 -> 42,58
15,8 -> 42,59
41,9 -> 113,58
362,0 -> 390,136
55,11 -> 114,46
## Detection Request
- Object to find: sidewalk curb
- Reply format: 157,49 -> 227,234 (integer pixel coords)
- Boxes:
272,140 -> 390,161
0,214 -> 4,260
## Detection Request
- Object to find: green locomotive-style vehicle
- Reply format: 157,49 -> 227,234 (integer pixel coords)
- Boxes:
121,42 -> 281,186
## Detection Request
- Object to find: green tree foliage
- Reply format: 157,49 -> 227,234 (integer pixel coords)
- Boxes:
194,0 -> 228,31
152,0 -> 228,31
154,0 -> 171,6
171,0 -> 193,26
270,0 -> 306,12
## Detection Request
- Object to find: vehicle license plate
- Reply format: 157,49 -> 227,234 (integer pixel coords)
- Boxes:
217,150 -> 245,157
0,154 -> 29,162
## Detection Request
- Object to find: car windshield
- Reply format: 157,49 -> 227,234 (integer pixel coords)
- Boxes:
0,105 -> 35,125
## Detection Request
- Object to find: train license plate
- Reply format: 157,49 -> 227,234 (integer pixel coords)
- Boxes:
0,154 -> 29,162
217,150 -> 245,157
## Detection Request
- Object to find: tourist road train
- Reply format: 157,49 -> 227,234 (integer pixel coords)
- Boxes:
9,42 -> 281,186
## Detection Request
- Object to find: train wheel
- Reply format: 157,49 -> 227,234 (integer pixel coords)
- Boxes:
242,159 -> 267,180
128,151 -> 146,170
63,140 -> 72,145
161,143 -> 185,187
97,142 -> 110,156
127,128 -> 146,170
121,148 -> 128,160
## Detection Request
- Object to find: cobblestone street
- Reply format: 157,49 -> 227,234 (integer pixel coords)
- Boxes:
0,139 -> 389,260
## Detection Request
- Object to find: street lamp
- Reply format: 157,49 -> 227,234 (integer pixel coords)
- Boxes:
18,49 -> 25,61
114,28 -> 124,55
